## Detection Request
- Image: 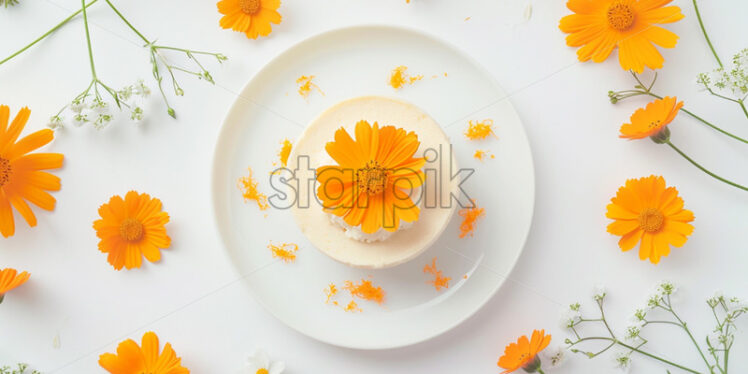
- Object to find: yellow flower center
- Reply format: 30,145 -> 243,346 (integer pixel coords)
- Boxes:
239,0 -> 261,15
256,369 -> 269,374
119,218 -> 144,242
356,161 -> 392,195
638,208 -> 665,233
0,157 -> 11,188
607,1 -> 636,31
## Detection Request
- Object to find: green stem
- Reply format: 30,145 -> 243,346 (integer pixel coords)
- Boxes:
537,368 -> 546,374
80,0 -> 97,78
666,299 -> 714,373
739,101 -> 748,119
666,141 -> 748,192
645,92 -> 748,144
692,0 -> 722,68
617,341 -> 703,374
570,337 -> 702,374
103,0 -> 150,44
0,0 -> 99,66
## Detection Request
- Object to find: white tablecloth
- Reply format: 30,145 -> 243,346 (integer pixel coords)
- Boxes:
1,0 -> 746,372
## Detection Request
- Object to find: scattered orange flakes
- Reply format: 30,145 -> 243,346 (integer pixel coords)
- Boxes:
465,119 -> 498,140
238,168 -> 269,210
325,279 -> 386,312
344,279 -> 386,304
423,258 -> 451,291
473,149 -> 495,161
296,75 -> 324,99
324,283 -> 338,304
344,300 -> 362,313
463,275 -> 468,279
268,242 -> 298,263
389,66 -> 423,90
459,200 -> 486,238
465,16 -> 472,21
278,139 -> 292,167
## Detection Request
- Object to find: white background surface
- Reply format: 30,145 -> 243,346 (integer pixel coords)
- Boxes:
1,0 -> 747,373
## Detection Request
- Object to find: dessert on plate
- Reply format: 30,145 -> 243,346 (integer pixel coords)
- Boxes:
288,96 -> 458,269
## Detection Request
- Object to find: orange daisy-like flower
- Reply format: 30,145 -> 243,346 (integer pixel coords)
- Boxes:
0,268 -> 30,304
559,0 -> 684,73
93,191 -> 171,271
217,0 -> 281,39
99,331 -> 189,374
498,330 -> 551,374
0,105 -> 64,238
620,96 -> 683,140
316,120 -> 426,234
606,175 -> 694,264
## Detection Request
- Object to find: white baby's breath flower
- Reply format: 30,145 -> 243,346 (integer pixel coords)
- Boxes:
70,99 -> 86,114
623,325 -> 642,342
592,285 -> 607,301
130,107 -> 144,122
559,303 -> 582,329
656,281 -> 677,296
47,115 -> 64,130
72,113 -> 89,127
541,345 -> 567,369
614,352 -> 632,372
244,349 -> 285,374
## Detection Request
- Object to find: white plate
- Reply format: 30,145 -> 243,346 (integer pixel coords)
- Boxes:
212,25 -> 535,349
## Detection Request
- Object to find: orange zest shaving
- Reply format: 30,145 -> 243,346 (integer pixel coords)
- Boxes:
324,283 -> 338,304
473,149 -> 495,161
344,279 -> 386,304
278,139 -> 292,167
325,279 -> 386,312
459,199 -> 485,238
297,75 -> 324,99
423,257 -> 451,291
344,300 -> 362,313
465,119 -> 497,140
268,242 -> 298,263
389,66 -> 423,90
238,167 -> 269,210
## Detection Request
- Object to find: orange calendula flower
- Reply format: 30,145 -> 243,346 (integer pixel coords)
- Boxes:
606,175 -> 694,264
459,200 -> 485,238
0,268 -> 30,304
497,330 -> 551,374
316,120 -> 426,234
0,106 -> 64,238
620,96 -> 683,141
217,0 -> 281,40
559,0 -> 684,73
93,191 -> 172,271
99,331 -> 189,374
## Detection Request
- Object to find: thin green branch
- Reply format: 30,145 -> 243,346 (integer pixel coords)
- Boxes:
0,0 -> 99,66
692,0 -> 722,68
666,141 -> 748,192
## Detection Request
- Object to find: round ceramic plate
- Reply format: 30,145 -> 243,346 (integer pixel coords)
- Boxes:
212,25 -> 535,349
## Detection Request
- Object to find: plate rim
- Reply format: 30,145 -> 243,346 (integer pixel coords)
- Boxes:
211,23 -> 536,350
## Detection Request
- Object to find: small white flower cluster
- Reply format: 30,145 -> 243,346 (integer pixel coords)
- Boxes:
48,80 -> 151,130
559,302 -> 582,329
614,352 -> 632,372
592,285 -> 607,302
697,48 -> 748,100
541,345 -> 567,369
